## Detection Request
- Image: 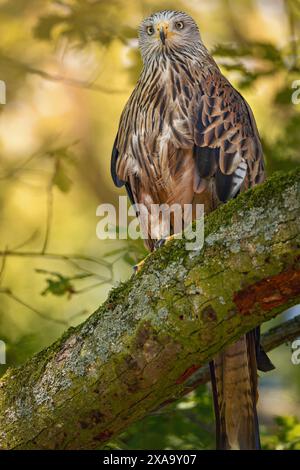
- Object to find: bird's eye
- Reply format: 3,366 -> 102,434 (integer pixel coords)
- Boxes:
146,26 -> 154,36
175,21 -> 184,30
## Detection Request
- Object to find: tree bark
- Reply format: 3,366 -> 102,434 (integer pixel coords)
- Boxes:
0,169 -> 299,450
177,314 -> 300,393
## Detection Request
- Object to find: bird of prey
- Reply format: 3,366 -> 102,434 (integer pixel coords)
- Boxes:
111,10 -> 273,450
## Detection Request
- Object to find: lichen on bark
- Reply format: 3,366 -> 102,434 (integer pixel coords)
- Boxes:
0,169 -> 299,450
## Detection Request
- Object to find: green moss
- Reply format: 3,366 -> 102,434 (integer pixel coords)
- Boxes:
2,168 -> 299,396
134,168 -> 300,275
204,168 -> 299,237
0,168 -> 299,449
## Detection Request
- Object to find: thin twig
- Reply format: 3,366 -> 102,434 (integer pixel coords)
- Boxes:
73,280 -> 112,294
42,176 -> 54,254
63,257 -> 112,280
0,152 -> 40,181
180,314 -> 300,391
0,247 -> 7,288
286,0 -> 299,69
1,54 -> 127,94
10,231 -> 40,251
262,314 -> 300,351
0,250 -> 112,269
0,288 -> 68,326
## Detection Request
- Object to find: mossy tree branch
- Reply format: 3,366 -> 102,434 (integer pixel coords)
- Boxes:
0,169 -> 300,450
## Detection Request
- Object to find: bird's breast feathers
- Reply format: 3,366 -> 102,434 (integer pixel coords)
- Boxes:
114,58 -> 264,207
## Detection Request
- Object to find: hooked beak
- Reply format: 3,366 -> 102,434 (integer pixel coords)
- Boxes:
159,27 -> 166,45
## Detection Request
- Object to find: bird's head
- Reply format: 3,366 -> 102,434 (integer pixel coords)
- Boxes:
139,10 -> 202,62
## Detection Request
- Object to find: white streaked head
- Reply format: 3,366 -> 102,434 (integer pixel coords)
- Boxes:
139,10 -> 202,62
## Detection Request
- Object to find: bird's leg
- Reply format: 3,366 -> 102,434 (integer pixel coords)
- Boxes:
133,254 -> 151,273
133,240 -> 167,273
134,235 -> 179,273
154,234 -> 177,249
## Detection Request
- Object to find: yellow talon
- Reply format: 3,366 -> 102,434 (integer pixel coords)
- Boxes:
133,255 -> 150,273
134,234 -> 180,273
155,233 -> 180,249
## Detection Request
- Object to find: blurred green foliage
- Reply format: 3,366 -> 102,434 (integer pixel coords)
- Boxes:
262,416 -> 300,450
34,0 -> 137,45
0,0 -> 300,450
107,387 -> 215,450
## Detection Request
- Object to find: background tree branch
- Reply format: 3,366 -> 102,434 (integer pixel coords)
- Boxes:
178,314 -> 300,393
0,169 -> 299,450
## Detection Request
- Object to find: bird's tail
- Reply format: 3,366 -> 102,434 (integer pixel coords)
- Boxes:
210,332 -> 260,450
